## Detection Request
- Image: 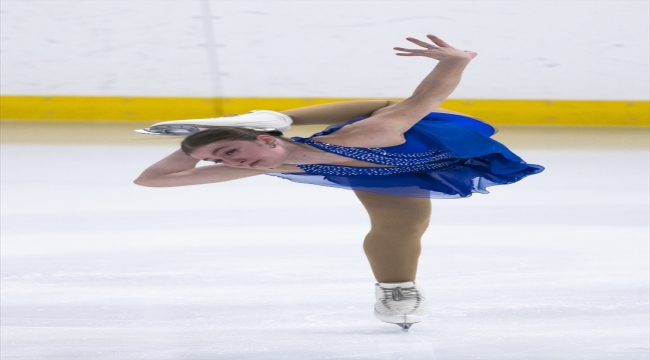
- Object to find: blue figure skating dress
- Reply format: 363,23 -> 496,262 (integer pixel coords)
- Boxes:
266,112 -> 544,198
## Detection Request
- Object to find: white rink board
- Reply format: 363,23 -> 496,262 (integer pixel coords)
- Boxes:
1,144 -> 648,359
1,0 -> 648,99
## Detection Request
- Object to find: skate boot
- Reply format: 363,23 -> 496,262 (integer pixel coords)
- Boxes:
135,110 -> 293,136
374,282 -> 428,330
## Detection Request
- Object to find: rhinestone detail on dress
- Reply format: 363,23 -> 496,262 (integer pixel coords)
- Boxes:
297,138 -> 453,165
296,160 -> 463,176
292,138 -> 464,176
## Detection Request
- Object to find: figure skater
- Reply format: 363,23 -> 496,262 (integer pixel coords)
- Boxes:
134,35 -> 544,330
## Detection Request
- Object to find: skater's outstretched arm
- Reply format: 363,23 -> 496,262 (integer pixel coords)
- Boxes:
134,149 -> 268,187
375,35 -> 476,129
317,35 -> 476,148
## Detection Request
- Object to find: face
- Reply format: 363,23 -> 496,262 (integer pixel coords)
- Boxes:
189,135 -> 289,169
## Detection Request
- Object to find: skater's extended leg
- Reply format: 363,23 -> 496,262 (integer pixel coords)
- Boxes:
281,100 -> 497,134
280,100 -> 399,126
353,191 -> 431,283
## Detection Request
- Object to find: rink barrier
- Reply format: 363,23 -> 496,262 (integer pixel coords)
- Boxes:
0,96 -> 648,126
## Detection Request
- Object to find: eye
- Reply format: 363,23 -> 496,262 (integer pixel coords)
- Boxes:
213,159 -> 223,164
225,149 -> 236,156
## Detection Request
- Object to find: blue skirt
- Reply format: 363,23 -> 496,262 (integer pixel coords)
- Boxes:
267,112 -> 544,198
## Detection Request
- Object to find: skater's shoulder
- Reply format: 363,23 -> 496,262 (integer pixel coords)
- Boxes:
268,164 -> 305,173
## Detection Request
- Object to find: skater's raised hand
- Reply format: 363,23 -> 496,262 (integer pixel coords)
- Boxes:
394,35 -> 477,61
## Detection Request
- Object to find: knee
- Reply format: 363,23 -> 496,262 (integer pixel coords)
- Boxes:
371,215 -> 430,237
362,228 -> 423,257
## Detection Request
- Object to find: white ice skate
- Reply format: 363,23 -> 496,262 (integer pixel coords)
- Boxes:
134,110 -> 293,136
374,282 -> 428,330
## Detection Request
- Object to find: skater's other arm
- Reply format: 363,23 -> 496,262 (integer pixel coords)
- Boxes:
134,149 -> 267,187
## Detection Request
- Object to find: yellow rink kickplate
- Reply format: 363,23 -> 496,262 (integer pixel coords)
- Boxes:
0,96 -> 648,126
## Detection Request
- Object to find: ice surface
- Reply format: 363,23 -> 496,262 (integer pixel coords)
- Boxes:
1,144 -> 649,359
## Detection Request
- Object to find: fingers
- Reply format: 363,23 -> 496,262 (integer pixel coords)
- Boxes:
394,35 -> 465,57
426,34 -> 451,48
393,46 -> 431,56
402,35 -> 454,50
406,37 -> 436,49
393,47 -> 430,53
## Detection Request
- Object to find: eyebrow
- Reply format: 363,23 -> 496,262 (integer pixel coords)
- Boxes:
202,146 -> 226,162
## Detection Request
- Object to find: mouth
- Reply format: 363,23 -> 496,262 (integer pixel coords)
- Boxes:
250,160 -> 261,167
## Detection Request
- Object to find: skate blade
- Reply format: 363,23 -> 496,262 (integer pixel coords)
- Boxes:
134,125 -> 203,137
135,124 -> 281,136
397,323 -> 413,330
134,128 -> 164,135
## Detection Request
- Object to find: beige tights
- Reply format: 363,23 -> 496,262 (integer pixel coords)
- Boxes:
354,191 -> 431,283
281,100 -> 433,283
280,100 -> 399,126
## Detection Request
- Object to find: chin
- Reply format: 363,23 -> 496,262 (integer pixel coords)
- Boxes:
263,160 -> 282,169
265,154 -> 287,168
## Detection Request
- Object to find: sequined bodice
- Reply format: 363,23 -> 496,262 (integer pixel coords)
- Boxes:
268,112 -> 543,199
291,137 -> 464,176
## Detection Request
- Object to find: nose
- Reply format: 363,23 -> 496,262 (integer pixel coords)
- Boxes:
223,158 -> 248,167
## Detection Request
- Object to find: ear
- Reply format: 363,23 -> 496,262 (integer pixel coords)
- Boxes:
256,134 -> 276,143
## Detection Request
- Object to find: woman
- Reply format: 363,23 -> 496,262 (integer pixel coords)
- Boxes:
135,35 -> 544,330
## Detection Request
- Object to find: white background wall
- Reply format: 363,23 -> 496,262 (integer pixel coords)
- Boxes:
1,0 -> 648,100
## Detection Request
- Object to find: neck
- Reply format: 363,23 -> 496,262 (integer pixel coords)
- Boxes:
283,141 -> 336,165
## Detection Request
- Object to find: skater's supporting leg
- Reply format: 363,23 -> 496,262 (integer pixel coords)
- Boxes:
280,100 -> 400,126
353,191 -> 431,283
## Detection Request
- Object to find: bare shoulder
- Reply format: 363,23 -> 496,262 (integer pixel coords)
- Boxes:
269,164 -> 305,173
312,120 -> 405,148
